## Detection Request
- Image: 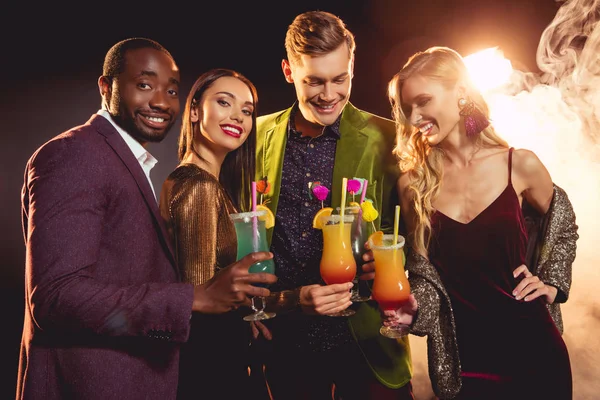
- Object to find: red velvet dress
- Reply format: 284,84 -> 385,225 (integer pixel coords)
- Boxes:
428,148 -> 572,399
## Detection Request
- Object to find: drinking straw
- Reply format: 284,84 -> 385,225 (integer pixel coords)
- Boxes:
357,179 -> 368,227
393,205 -> 400,262
356,179 -> 368,230
251,181 -> 258,251
393,205 -> 400,245
359,179 -> 369,204
340,178 -> 348,233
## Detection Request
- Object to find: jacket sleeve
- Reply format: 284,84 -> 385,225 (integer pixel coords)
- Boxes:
23,136 -> 193,343
534,184 -> 578,303
405,250 -> 462,399
166,175 -> 223,286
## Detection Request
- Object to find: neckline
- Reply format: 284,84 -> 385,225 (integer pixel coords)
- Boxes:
434,183 -> 514,226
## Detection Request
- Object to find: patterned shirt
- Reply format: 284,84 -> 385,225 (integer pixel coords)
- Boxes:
270,104 -> 354,352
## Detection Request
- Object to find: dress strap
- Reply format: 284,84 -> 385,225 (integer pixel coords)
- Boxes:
508,147 -> 514,184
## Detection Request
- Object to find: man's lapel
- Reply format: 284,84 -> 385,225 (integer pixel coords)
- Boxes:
331,104 -> 369,208
258,109 -> 291,215
92,115 -> 178,271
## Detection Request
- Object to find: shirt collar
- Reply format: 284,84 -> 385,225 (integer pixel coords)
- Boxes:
287,102 -> 342,139
97,109 -> 158,169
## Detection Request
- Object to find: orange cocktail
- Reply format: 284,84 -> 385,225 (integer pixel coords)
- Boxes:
320,214 -> 357,285
318,214 -> 356,317
370,234 -> 410,337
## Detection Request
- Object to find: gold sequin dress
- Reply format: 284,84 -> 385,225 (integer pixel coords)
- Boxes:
159,163 -> 251,399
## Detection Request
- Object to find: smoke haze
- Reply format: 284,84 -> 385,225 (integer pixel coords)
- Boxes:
408,1 -> 600,398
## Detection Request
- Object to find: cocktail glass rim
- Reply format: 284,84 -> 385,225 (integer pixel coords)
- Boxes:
229,210 -> 267,222
368,234 -> 406,251
321,214 -> 354,225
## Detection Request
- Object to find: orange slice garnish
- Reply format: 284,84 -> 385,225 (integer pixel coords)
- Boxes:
312,207 -> 334,229
368,231 -> 384,247
256,204 -> 275,229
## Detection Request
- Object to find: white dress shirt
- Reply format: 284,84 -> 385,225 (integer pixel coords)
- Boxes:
97,109 -> 158,200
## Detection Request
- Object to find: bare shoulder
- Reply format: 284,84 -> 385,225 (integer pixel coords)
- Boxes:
511,148 -> 553,210
511,148 -> 548,177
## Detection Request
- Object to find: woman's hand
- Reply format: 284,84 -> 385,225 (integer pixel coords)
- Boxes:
512,264 -> 558,304
381,294 -> 418,327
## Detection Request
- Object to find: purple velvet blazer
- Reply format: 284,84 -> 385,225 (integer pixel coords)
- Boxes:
17,114 -> 194,400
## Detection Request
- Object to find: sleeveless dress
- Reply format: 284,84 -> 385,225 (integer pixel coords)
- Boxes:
428,148 -> 572,399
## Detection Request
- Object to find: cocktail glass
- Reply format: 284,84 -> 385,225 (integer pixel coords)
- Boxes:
337,206 -> 371,302
369,234 -> 410,338
320,214 -> 357,317
230,210 -> 276,321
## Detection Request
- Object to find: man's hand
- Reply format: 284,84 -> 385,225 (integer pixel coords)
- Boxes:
250,320 -> 272,340
360,248 -> 376,281
299,283 -> 353,315
192,252 -> 277,314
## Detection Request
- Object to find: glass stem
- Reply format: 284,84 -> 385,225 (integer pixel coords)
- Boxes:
251,296 -> 265,313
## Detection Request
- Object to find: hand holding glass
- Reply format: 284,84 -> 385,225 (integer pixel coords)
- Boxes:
230,210 -> 276,321
337,206 -> 370,302
370,234 -> 410,338
320,214 -> 357,317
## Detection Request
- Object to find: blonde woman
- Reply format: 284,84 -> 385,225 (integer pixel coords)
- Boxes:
382,46 -> 577,399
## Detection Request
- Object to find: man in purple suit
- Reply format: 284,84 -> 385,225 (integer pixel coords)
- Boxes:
17,37 -> 276,400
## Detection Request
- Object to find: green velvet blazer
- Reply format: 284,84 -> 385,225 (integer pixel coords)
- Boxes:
255,102 -> 412,388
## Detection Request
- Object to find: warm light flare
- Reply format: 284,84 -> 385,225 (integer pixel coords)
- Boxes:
463,47 -> 513,93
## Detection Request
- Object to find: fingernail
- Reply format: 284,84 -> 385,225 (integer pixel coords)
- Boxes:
512,290 -> 517,296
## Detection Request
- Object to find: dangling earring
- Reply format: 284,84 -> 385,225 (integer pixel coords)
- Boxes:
458,97 -> 489,137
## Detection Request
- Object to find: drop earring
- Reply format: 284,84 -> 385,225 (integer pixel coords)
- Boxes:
458,96 -> 489,137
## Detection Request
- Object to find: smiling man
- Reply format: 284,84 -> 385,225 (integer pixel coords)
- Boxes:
17,38 -> 277,400
253,11 -> 413,400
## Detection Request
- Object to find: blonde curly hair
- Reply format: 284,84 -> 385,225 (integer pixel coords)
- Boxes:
387,46 -> 508,254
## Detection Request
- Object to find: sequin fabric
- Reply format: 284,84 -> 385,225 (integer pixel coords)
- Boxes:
268,105 -> 354,352
159,164 -> 238,284
405,184 -> 578,399
533,185 -> 578,333
159,164 -> 253,398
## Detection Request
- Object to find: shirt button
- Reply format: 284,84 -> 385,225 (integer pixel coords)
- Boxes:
309,144 -> 315,148
306,172 -> 311,177
301,232 -> 308,238
304,202 -> 310,207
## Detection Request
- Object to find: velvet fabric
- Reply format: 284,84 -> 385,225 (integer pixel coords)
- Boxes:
18,114 -> 194,400
427,149 -> 572,399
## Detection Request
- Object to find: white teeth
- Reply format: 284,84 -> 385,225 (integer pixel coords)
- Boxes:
419,123 -> 433,133
145,116 -> 165,123
222,126 -> 241,135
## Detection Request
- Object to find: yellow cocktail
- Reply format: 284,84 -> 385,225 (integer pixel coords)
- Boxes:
370,234 -> 410,337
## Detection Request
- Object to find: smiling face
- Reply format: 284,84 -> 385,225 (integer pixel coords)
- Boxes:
192,76 -> 254,157
400,74 -> 462,146
101,47 -> 181,145
283,43 -> 353,129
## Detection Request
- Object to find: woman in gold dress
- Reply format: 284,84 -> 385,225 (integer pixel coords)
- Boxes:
159,68 -> 264,399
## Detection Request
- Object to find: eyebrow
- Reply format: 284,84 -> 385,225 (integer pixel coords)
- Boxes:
139,70 -> 180,86
306,72 -> 349,81
404,93 -> 431,104
216,91 -> 254,107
